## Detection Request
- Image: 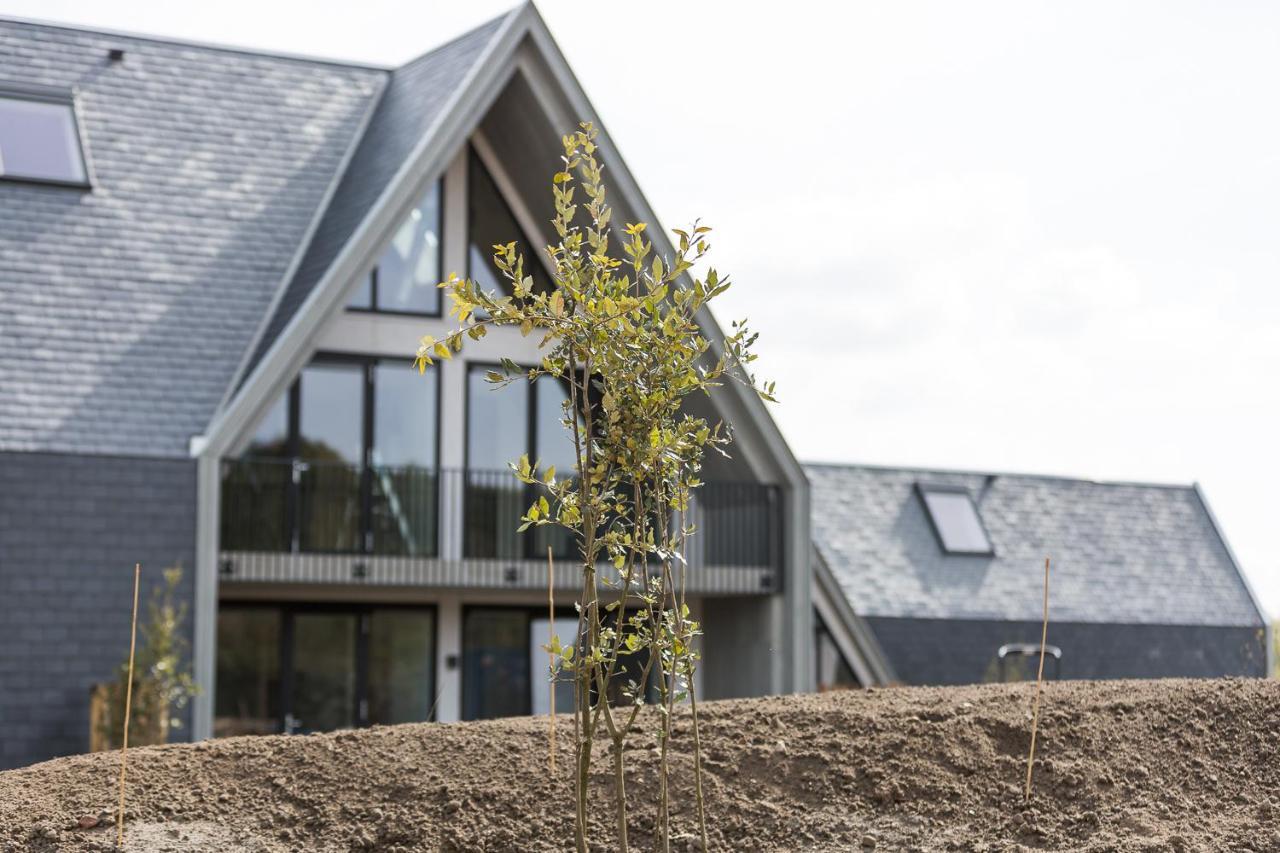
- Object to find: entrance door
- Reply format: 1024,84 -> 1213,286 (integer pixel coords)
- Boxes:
216,604 -> 435,737
463,607 -> 641,721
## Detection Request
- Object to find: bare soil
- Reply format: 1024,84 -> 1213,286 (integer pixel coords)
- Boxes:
2,678 -> 1278,852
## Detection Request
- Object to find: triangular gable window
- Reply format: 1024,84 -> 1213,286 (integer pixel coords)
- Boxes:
467,147 -> 553,297
348,180 -> 443,315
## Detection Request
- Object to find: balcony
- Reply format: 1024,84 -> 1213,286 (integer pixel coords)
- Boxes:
218,459 -> 783,595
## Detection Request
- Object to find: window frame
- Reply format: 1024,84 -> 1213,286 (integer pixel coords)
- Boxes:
239,353 -> 442,555
460,603 -> 580,721
346,177 -> 445,317
464,144 -> 556,298
0,84 -> 94,189
216,601 -> 439,735
915,482 -> 995,556
462,361 -> 583,560
463,360 -> 583,477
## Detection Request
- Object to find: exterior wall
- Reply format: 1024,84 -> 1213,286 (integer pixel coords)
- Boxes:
701,596 -> 781,699
0,451 -> 197,769
867,616 -> 1268,685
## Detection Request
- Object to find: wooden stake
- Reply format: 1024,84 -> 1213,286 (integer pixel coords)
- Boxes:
1024,556 -> 1050,802
117,563 -> 141,848
548,545 -> 557,774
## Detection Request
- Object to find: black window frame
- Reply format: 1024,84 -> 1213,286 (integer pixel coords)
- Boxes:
216,601 -> 439,735
460,603 -> 580,721
237,353 -> 442,556
346,177 -> 445,317
0,84 -> 93,189
462,361 -> 583,560
465,144 -> 556,297
915,482 -> 995,557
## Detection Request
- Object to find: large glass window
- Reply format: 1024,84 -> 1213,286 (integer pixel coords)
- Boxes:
348,181 -> 442,314
463,608 -> 531,720
0,94 -> 88,185
466,368 -> 529,472
462,606 -> 654,721
243,392 -> 289,458
214,605 -> 436,736
214,608 -> 281,737
223,356 -> 439,556
370,362 -> 439,556
298,363 -> 364,464
464,366 -> 581,559
297,362 -> 365,552
465,369 -> 528,559
291,612 -> 358,733
373,361 -> 437,468
467,148 -> 552,298
534,375 -> 577,475
367,609 -> 437,725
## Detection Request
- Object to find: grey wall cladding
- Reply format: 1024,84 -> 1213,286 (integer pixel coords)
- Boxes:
0,451 -> 196,770
868,616 -> 1268,686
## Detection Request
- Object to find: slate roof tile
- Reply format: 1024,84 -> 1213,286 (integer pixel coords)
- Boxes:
0,19 -> 388,457
242,14 -> 508,383
806,463 -> 1263,628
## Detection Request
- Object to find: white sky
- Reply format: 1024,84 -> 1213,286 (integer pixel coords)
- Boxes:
8,1 -> 1278,618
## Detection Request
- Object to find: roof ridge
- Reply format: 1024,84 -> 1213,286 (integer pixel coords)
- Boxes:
206,3 -> 529,449
394,8 -> 517,74
0,11 -> 515,72
802,459 -> 1197,492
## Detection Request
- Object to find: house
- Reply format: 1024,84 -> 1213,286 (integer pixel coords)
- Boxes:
0,5 -> 812,770
1,4 -> 1267,775
807,463 -> 1270,686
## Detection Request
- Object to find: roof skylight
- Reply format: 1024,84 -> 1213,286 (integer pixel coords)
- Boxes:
0,92 -> 89,185
917,484 -> 994,555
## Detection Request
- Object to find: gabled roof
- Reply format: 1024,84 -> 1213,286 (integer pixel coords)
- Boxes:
807,462 -> 1265,628
0,17 -> 385,457
240,15 -> 508,386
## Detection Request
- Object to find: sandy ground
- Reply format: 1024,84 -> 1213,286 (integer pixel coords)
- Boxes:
2,678 -> 1278,851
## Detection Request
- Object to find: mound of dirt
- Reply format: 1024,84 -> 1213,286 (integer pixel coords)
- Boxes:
2,678 -> 1278,851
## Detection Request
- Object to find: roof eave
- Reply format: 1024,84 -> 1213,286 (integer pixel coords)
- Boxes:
1192,482 -> 1271,630
196,4 -> 527,460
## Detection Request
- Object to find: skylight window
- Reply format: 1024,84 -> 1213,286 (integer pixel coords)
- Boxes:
0,92 -> 89,185
917,484 -> 993,555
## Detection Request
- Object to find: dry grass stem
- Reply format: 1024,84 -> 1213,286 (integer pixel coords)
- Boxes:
1024,556 -> 1050,801
116,563 -> 141,848
548,545 -> 557,775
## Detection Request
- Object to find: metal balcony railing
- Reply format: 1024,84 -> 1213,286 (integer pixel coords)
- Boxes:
220,459 -> 782,572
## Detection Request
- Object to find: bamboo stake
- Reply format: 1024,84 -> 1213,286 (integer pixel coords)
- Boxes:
117,563 -> 141,848
548,545 -> 557,775
1024,556 -> 1050,802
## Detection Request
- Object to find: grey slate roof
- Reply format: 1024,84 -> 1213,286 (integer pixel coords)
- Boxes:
0,19 -> 384,457
244,15 -> 507,381
806,463 -> 1264,628
0,13 -> 508,458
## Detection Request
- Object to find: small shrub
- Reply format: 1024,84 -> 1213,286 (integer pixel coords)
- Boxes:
95,566 -> 198,750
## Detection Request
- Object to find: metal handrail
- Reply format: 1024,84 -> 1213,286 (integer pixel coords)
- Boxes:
220,458 -> 782,569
